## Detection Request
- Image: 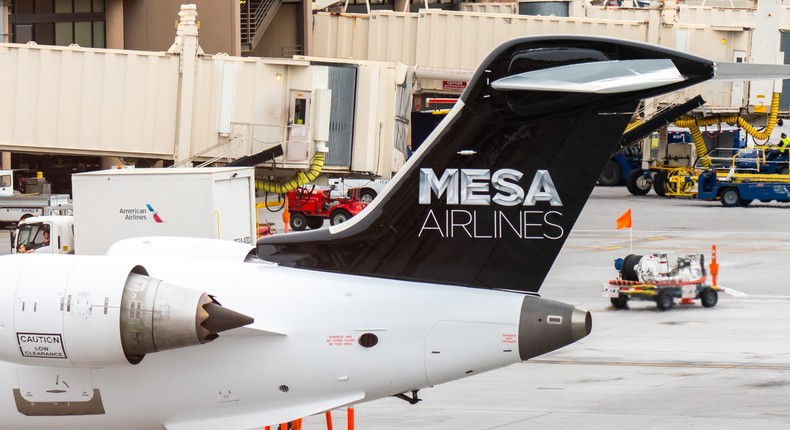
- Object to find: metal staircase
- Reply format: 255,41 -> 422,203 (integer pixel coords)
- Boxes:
240,0 -> 284,53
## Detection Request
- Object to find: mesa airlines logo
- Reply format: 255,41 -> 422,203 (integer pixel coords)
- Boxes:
118,204 -> 164,222
418,168 -> 564,240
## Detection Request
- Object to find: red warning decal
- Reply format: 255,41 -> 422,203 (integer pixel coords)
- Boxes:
501,333 -> 517,344
325,335 -> 354,347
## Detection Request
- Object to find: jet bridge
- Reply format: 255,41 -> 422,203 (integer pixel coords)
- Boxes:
0,5 -> 405,179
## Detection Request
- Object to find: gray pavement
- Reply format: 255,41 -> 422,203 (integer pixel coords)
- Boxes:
5,189 -> 789,428
303,186 -> 790,429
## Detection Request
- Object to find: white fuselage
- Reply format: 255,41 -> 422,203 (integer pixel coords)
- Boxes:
0,255 -> 525,429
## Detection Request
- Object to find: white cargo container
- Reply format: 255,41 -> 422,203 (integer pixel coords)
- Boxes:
71,167 -> 256,255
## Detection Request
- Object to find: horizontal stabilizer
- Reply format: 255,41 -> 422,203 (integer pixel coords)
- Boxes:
165,392 -> 364,430
714,62 -> 790,80
491,59 -> 685,94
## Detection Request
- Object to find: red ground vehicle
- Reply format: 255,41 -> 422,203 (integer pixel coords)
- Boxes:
286,186 -> 366,231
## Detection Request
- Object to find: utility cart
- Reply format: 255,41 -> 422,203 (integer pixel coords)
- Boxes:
602,252 -> 724,311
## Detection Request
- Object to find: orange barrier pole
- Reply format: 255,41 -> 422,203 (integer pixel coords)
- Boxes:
265,427 -> 270,430
325,411 -> 334,430
280,424 -> 287,430
348,407 -> 355,430
294,419 -> 302,430
710,244 -> 719,286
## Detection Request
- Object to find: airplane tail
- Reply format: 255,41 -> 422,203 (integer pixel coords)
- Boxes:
256,35 -> 715,293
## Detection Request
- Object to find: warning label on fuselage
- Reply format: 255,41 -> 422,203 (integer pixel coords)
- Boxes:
16,333 -> 67,359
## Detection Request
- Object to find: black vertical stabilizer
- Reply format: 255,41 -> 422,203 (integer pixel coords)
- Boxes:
256,35 -> 714,293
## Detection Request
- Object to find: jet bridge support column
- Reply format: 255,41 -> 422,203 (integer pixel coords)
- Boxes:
168,4 -> 203,165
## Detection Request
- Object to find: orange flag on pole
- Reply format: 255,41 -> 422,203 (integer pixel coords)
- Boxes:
616,209 -> 632,230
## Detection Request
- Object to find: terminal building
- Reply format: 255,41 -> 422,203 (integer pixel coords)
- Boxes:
1,0 -> 790,192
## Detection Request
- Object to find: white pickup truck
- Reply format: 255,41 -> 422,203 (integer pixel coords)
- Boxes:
327,178 -> 390,203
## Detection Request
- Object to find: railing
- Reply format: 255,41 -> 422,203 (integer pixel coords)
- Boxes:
241,0 -> 283,52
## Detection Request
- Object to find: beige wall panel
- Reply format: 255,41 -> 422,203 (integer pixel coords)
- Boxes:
0,44 -> 178,157
124,0 -> 239,56
658,25 -> 749,110
313,13 -> 370,60
583,7 -> 652,21
368,12 -> 418,64
351,65 -> 397,173
415,11 -> 647,69
459,3 -> 518,14
190,56 -> 313,159
678,6 -> 755,26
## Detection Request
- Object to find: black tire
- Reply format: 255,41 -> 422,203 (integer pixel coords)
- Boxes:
780,166 -> 789,175
700,287 -> 718,308
653,170 -> 668,197
626,169 -> 651,196
329,208 -> 352,226
720,188 -> 741,207
289,212 -> 308,231
359,189 -> 377,204
599,160 -> 622,186
610,294 -> 629,309
656,290 -> 674,311
740,199 -> 753,207
620,254 -> 643,281
307,217 -> 324,230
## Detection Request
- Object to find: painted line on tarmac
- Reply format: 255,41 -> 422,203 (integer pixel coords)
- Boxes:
722,287 -> 749,298
723,287 -> 790,301
529,359 -> 790,371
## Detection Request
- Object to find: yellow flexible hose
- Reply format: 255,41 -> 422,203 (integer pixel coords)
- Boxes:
255,151 -> 326,194
673,92 -> 781,167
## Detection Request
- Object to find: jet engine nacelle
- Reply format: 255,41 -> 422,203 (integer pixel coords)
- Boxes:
0,255 -> 252,368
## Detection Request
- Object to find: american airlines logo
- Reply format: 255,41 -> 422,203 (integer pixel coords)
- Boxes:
419,169 -> 563,206
417,168 -> 564,240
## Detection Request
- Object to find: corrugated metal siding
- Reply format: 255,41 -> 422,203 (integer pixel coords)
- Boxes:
459,3 -> 518,14
678,6 -> 755,26
368,12 -> 419,64
414,10 -> 648,69
313,13 -> 370,60
325,65 -> 357,166
0,43 -> 178,157
582,7 -> 652,21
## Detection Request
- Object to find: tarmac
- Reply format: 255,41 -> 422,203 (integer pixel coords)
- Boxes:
2,186 -> 789,429
300,186 -> 790,429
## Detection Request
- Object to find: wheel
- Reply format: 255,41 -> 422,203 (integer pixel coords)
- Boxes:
306,217 -> 324,229
780,166 -> 789,175
598,160 -> 622,186
700,287 -> 718,308
620,254 -> 643,281
720,188 -> 741,207
359,189 -> 377,204
626,169 -> 651,196
656,290 -> 674,311
666,167 -> 697,196
653,170 -> 668,196
610,294 -> 629,309
289,212 -> 308,231
329,208 -> 352,226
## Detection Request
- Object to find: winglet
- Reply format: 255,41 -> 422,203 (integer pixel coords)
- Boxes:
491,59 -> 685,94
